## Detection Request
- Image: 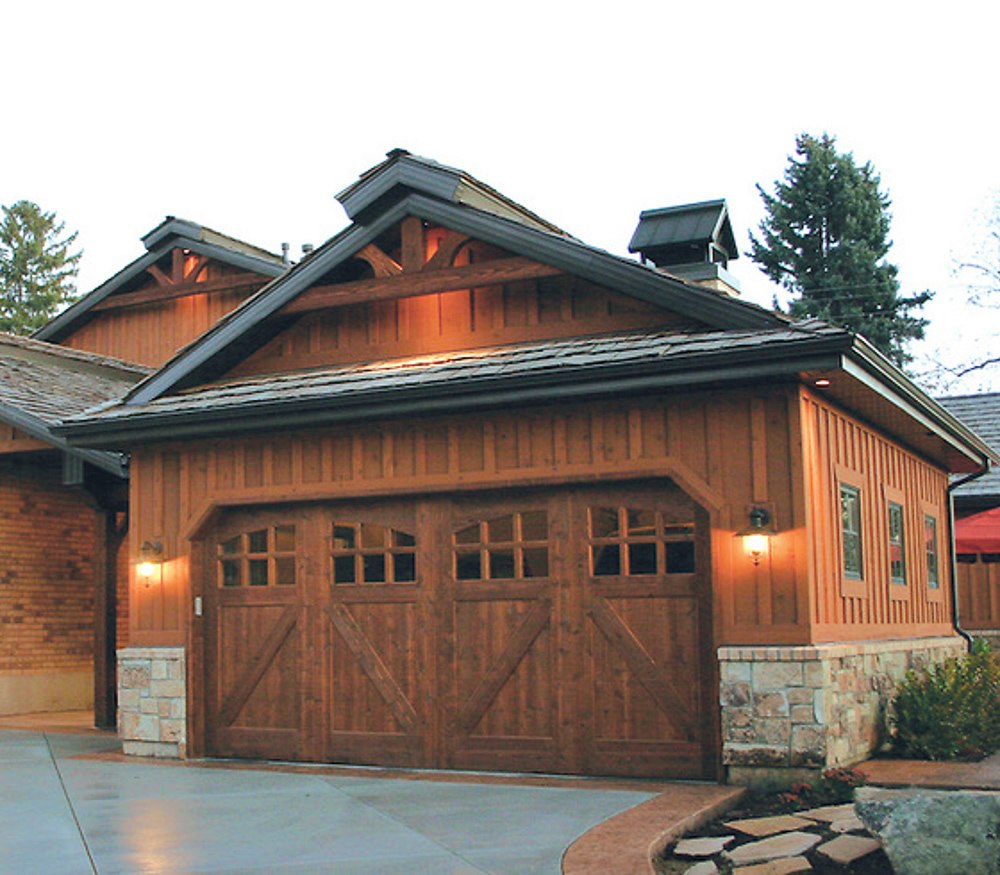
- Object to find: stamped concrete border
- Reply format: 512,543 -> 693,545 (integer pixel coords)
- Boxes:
561,784 -> 744,874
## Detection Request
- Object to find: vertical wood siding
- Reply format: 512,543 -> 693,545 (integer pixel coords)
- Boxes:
226,276 -> 699,378
127,387 -> 810,648
957,559 -> 1000,630
801,390 -> 953,640
128,385 -> 959,649
60,263 -> 263,367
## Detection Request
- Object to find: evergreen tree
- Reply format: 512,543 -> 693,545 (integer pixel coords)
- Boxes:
0,201 -> 81,334
749,133 -> 930,366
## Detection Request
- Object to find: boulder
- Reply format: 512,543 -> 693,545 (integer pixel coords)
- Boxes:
855,786 -> 1000,875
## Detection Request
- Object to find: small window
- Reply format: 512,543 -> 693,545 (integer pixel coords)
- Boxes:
217,525 -> 297,588
588,506 -> 695,577
840,484 -> 863,581
888,501 -> 906,586
331,521 -> 417,585
924,514 -> 940,589
452,511 -> 549,581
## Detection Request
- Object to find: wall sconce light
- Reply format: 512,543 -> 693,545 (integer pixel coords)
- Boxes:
737,507 -> 775,566
137,540 -> 163,583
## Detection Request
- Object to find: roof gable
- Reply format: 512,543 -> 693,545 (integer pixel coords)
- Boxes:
336,150 -> 568,235
35,218 -> 287,345
122,153 -> 785,404
223,216 -> 710,379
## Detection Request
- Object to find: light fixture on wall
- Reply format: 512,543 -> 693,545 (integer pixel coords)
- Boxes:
737,507 -> 775,566
137,540 -> 164,584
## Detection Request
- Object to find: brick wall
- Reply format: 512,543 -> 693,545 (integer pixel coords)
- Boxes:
0,457 -> 96,673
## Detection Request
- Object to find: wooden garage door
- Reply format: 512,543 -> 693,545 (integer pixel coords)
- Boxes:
204,507 -> 308,761
202,482 -> 715,778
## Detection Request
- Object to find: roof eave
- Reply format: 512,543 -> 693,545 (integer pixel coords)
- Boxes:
123,200 -> 414,405
407,195 -> 780,330
59,342 -> 846,448
0,401 -> 128,477
843,338 -> 998,472
35,231 -> 285,344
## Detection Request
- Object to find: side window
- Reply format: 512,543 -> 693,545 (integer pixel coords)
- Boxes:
452,511 -> 549,581
588,506 -> 695,577
219,525 -> 296,588
924,513 -> 940,590
888,501 -> 906,586
922,504 -> 945,602
331,522 -> 417,585
840,484 -> 863,581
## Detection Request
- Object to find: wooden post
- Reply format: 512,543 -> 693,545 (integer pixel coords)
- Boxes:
93,509 -> 122,729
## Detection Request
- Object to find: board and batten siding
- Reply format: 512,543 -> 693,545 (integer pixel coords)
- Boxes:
127,385 -> 960,650
60,263 -> 264,368
801,390 -> 953,641
125,386 -> 811,649
957,559 -> 1000,631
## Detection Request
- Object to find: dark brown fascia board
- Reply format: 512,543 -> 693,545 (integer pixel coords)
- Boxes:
844,338 -> 998,472
336,153 -> 565,235
0,400 -> 127,477
34,233 -> 286,344
34,248 -> 164,342
58,339 -> 847,448
141,218 -> 285,265
122,194 -> 786,407
122,202 -> 413,404
336,155 -> 461,221
407,194 -> 780,329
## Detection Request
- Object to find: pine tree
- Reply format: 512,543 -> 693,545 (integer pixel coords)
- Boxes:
0,201 -> 81,334
749,133 -> 930,366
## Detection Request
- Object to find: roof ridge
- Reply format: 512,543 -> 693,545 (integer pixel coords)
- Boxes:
0,332 -> 153,375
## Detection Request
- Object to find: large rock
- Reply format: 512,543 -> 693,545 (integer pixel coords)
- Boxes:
855,786 -> 1000,874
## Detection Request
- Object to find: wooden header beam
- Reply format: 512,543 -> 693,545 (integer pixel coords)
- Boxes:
91,272 -> 269,312
281,256 -> 563,315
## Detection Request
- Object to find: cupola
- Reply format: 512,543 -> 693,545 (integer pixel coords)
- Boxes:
628,199 -> 741,295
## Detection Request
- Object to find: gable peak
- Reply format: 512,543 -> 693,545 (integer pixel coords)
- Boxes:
336,150 -> 569,237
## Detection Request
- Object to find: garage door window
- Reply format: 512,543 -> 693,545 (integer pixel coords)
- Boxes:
589,507 -> 695,576
331,522 -> 417,584
453,511 -> 549,580
219,525 -> 297,587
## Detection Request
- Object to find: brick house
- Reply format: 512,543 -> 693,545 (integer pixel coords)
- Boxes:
0,220 -> 283,724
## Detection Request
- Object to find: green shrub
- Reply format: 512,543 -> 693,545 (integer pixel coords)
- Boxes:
891,641 -> 1000,760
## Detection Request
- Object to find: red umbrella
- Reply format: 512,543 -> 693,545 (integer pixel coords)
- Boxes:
955,506 -> 1000,554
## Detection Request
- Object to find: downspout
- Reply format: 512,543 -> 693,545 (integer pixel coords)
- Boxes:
948,466 -> 992,651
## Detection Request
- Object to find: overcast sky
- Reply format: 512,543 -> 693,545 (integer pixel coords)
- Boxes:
5,1 -> 999,392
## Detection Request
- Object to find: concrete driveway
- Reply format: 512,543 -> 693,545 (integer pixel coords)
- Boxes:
0,725 -> 662,874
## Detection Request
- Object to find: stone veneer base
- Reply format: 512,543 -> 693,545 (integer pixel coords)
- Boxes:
118,646 -> 186,759
718,636 -> 966,787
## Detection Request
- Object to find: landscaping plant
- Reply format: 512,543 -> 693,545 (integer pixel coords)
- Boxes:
891,639 -> 1000,760
776,767 -> 868,811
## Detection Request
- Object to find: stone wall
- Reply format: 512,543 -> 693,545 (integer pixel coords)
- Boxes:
118,646 -> 186,758
719,636 -> 966,786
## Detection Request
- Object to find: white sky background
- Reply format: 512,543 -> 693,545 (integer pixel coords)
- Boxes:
4,0 -> 999,393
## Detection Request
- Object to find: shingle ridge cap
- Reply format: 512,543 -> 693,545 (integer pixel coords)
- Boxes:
0,332 -> 152,375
